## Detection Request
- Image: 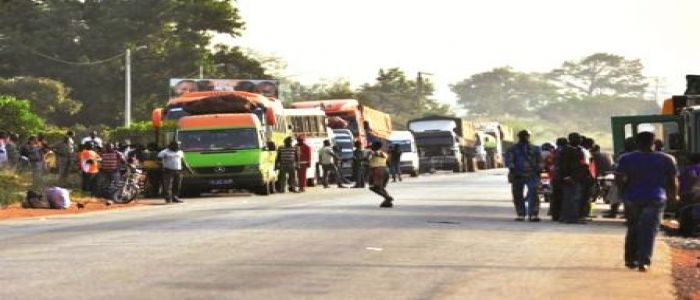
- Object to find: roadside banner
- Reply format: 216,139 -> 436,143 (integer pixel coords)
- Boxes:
169,79 -> 279,98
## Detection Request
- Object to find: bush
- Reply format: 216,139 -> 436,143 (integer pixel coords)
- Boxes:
0,170 -> 31,208
0,96 -> 45,138
105,121 -> 176,147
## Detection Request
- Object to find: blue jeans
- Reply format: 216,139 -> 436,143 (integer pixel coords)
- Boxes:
624,201 -> 664,266
511,175 -> 539,217
561,182 -> 582,223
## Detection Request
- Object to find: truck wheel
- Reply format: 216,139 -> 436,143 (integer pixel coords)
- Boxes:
410,170 -> 419,177
253,183 -> 272,196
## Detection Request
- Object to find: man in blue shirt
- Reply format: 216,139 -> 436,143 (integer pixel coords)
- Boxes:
616,131 -> 678,272
505,130 -> 542,222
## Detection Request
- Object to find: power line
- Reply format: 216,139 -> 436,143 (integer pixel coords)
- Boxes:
20,43 -> 125,66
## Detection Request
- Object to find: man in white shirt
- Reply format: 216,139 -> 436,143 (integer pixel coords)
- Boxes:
318,140 -> 346,188
81,131 -> 103,150
157,141 -> 193,203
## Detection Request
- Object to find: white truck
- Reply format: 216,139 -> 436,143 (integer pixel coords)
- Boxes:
388,131 -> 420,177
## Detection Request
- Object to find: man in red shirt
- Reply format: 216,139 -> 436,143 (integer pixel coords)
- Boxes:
99,143 -> 126,194
296,136 -> 312,192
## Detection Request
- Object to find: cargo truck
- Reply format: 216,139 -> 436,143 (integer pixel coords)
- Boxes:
407,116 -> 480,173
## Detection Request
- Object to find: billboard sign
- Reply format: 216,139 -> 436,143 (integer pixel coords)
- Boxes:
169,79 -> 279,98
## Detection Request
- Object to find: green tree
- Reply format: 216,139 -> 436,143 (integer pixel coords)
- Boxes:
0,77 -> 81,126
0,0 -> 265,126
287,79 -> 356,103
549,53 -> 648,98
0,96 -> 45,137
451,67 -> 558,117
358,68 -> 451,129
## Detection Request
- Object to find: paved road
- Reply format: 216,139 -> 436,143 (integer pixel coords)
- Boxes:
0,170 -> 674,300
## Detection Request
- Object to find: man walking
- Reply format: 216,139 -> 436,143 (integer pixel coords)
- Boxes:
616,132 -> 678,272
505,130 -> 542,222
319,140 -> 345,188
158,141 -> 193,204
275,137 -> 299,193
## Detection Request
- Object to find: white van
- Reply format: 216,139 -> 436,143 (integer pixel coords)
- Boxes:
388,131 -> 419,177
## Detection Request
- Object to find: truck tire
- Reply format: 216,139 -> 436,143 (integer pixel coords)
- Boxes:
253,182 -> 272,196
410,169 -> 419,177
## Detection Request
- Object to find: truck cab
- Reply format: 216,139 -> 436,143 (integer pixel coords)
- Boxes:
388,131 -> 420,177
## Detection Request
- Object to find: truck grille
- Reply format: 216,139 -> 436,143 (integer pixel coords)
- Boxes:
194,166 -> 244,175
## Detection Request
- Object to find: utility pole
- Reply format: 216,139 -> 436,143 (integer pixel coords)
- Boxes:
124,45 -> 146,128
416,72 -> 433,108
124,48 -> 131,128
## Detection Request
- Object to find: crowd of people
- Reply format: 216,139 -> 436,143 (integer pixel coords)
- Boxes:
506,129 -> 700,272
275,137 -> 395,208
0,129 -> 398,208
0,130 -> 189,203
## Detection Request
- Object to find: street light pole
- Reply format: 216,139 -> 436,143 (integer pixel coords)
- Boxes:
416,71 -> 433,107
125,48 -> 132,127
124,46 -> 146,128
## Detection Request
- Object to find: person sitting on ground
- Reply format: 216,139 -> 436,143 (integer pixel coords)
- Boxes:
368,141 -> 394,208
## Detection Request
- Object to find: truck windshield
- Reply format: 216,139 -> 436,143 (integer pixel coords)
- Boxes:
415,135 -> 454,146
391,140 -> 413,152
179,128 -> 259,151
328,112 -> 359,136
165,106 -> 190,120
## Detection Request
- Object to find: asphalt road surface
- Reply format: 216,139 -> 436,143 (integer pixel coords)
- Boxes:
0,170 -> 674,300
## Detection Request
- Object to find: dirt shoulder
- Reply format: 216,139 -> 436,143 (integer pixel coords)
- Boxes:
667,238 -> 700,300
0,198 -> 162,221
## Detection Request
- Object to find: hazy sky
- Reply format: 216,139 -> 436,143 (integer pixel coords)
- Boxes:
218,0 -> 700,106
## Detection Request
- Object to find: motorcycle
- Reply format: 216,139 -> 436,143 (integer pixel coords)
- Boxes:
109,165 -> 145,204
538,172 -> 553,203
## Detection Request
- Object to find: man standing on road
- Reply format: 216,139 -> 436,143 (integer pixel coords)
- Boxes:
352,141 -> 368,188
616,132 -> 678,272
296,136 -> 312,192
389,144 -> 403,182
99,143 -> 126,194
275,136 -> 299,193
319,139 -> 346,188
558,133 -> 590,224
158,141 -> 193,204
505,130 -> 542,222
54,131 -> 76,185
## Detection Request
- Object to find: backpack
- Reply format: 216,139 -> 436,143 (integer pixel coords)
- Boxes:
24,191 -> 50,209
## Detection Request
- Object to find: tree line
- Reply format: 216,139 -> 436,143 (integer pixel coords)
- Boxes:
0,1 -> 660,147
450,53 -> 659,143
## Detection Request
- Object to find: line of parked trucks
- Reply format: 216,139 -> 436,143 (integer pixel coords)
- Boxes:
150,90 -> 515,196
